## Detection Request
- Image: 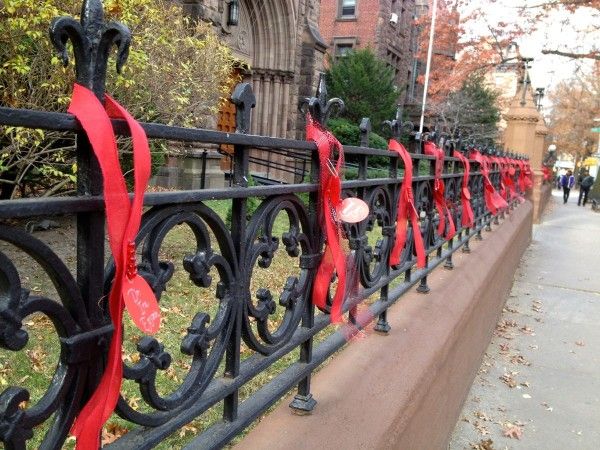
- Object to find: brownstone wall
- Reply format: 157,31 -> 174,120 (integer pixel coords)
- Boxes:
236,202 -> 533,450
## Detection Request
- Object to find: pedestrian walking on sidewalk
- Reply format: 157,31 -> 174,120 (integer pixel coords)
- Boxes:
561,170 -> 575,204
578,173 -> 595,206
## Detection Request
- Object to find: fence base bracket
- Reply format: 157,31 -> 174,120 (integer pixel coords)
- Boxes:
289,393 -> 317,415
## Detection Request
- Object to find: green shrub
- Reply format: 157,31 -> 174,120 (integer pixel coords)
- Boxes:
325,48 -> 398,130
327,118 -> 390,169
0,0 -> 237,198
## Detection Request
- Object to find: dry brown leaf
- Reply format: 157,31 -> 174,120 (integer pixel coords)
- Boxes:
179,424 -> 198,438
471,438 -> 495,450
499,343 -> 510,353
520,326 -> 535,335
474,420 -> 490,435
474,411 -> 491,422
510,354 -> 531,366
576,341 -> 585,346
500,373 -> 517,388
101,422 -> 129,445
503,424 -> 523,439
25,347 -> 47,373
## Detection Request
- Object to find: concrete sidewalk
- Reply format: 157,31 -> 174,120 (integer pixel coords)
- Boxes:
450,190 -> 600,449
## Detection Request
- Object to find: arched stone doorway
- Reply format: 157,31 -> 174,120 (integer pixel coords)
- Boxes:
182,0 -> 326,182
228,0 -> 296,138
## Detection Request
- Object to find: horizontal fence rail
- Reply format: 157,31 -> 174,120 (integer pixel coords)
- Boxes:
0,1 -> 529,448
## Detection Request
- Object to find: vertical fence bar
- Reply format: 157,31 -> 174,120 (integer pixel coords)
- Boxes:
224,84 -> 255,421
289,139 -> 319,414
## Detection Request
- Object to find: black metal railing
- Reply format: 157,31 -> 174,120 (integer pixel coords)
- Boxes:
0,1 -> 529,449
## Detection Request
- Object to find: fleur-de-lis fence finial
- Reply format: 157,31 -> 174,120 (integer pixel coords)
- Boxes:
359,117 -> 372,147
50,0 -> 131,98
231,83 -> 256,134
298,73 -> 345,126
383,105 -> 414,141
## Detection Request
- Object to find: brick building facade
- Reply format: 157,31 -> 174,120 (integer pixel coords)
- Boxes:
319,0 -> 417,107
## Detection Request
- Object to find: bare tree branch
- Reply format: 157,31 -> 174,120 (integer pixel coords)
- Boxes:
541,49 -> 600,60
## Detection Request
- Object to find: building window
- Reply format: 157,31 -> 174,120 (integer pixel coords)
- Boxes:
335,43 -> 354,58
339,0 -> 356,18
332,37 -> 357,59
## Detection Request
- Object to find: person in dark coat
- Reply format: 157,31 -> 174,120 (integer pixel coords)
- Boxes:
578,172 -> 595,206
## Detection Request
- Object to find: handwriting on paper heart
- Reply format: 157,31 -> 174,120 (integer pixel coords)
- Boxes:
123,275 -> 161,334
338,197 -> 369,223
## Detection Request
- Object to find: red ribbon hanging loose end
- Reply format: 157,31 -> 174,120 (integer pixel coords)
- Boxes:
388,140 -> 426,269
424,142 -> 456,240
453,150 -> 475,229
307,114 -> 369,324
68,84 -> 160,449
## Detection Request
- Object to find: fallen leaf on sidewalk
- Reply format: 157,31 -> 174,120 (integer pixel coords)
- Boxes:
575,341 -> 585,346
500,373 -> 517,388
499,343 -> 510,353
471,438 -> 495,450
510,354 -> 531,366
520,325 -> 535,335
475,411 -> 491,421
542,402 -> 553,412
503,423 -> 524,439
474,421 -> 490,435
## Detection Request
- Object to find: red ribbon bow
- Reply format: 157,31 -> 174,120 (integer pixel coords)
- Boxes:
453,150 -> 475,228
388,139 -> 426,269
307,114 -> 348,323
470,150 -> 508,215
68,84 -> 161,449
423,142 -> 456,240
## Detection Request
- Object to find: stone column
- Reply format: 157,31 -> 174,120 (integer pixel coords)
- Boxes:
504,85 -> 547,223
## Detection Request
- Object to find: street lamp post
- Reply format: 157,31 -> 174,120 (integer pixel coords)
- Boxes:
544,143 -> 557,168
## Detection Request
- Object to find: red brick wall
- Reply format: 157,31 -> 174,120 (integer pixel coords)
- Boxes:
318,0 -> 380,51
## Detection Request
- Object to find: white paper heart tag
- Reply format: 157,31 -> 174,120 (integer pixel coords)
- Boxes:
338,197 -> 369,223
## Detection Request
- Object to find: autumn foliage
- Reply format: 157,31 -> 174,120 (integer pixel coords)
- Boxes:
547,61 -> 600,172
0,0 -> 237,198
415,1 -> 521,106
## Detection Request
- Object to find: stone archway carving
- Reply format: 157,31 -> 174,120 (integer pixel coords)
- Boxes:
231,0 -> 297,138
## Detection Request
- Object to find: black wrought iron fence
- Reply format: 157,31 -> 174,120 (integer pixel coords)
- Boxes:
0,1 -> 529,449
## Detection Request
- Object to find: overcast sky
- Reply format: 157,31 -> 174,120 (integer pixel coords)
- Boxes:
459,0 -> 598,98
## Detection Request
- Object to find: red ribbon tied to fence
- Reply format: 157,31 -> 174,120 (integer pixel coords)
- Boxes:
542,166 -> 552,182
516,160 -> 533,192
388,139 -> 426,268
493,156 -> 508,201
470,149 -> 508,215
502,157 -> 517,201
306,114 -> 369,323
423,141 -> 456,240
452,150 -> 475,229
68,83 -> 161,449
